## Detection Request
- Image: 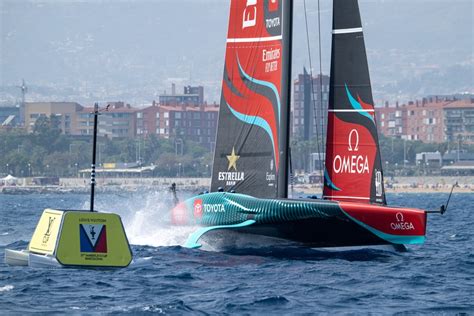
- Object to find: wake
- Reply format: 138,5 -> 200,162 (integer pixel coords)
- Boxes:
88,189 -> 197,247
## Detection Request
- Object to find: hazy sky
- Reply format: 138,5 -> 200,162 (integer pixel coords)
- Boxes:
1,0 -> 472,104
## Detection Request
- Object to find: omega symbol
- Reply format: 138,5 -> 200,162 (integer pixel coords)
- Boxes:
348,129 -> 359,152
395,212 -> 404,222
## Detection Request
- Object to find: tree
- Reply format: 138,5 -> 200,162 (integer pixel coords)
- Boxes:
32,115 -> 68,153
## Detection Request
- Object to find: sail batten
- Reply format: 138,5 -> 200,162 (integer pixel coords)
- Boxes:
332,27 -> 363,34
227,35 -> 283,43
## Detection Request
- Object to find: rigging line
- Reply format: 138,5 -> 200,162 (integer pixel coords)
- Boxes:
316,0 -> 325,162
303,0 -> 323,181
289,146 -> 294,198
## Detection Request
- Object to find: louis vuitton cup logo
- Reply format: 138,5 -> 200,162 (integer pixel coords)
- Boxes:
42,217 -> 55,244
89,226 -> 96,240
79,224 -> 107,253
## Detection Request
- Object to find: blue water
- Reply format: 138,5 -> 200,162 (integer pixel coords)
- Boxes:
1,192 -> 473,314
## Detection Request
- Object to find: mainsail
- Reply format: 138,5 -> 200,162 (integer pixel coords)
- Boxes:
323,0 -> 386,204
211,0 -> 292,198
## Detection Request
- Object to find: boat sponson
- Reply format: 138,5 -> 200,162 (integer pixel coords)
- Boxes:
172,192 -> 426,247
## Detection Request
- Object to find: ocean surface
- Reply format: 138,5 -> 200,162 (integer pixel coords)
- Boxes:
0,191 -> 473,314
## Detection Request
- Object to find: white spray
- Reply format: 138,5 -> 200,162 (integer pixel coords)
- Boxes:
84,189 -> 197,247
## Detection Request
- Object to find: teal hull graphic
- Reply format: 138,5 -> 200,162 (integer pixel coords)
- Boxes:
184,220 -> 256,249
176,192 -> 427,248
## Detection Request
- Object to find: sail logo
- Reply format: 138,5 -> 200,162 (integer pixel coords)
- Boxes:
263,48 -> 280,73
219,147 -> 245,186
268,0 -> 278,12
333,129 -> 369,174
79,224 -> 107,253
375,170 -> 383,197
390,212 -> 415,231
266,0 -> 279,28
348,129 -> 359,151
203,204 -> 226,213
194,199 -> 203,218
242,0 -> 257,29
266,159 -> 276,185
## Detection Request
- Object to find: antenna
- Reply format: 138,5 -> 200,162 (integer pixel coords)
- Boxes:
20,79 -> 28,104
17,79 -> 28,124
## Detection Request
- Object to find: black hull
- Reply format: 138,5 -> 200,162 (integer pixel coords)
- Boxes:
236,217 -> 387,248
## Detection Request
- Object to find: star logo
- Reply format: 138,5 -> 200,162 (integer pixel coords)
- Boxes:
226,147 -> 240,171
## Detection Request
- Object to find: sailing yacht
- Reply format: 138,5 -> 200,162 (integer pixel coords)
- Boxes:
171,0 -> 428,249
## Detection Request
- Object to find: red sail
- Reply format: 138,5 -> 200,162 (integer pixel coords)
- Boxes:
211,0 -> 291,198
323,0 -> 386,205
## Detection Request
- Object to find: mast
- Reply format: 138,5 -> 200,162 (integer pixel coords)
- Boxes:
278,0 -> 293,198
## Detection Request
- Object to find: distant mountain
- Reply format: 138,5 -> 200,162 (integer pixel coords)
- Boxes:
1,0 -> 472,105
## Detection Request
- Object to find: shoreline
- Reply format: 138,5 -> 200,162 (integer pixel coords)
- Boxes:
1,176 -> 472,195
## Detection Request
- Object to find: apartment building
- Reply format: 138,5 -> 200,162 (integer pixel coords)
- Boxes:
444,101 -> 474,143
76,102 -> 136,138
159,84 -> 204,106
136,102 -> 219,149
24,102 -> 82,134
293,69 -> 329,141
376,97 -> 474,144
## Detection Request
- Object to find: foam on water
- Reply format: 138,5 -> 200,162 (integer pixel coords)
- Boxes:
89,189 -> 198,247
84,190 -> 294,250
0,285 -> 14,293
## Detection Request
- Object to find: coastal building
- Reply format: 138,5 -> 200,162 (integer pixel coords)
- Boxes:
24,102 -> 82,134
292,69 -> 329,141
376,97 -> 474,144
0,106 -> 20,128
159,84 -> 204,106
444,101 -> 474,143
136,102 -> 219,150
136,101 -> 160,137
77,102 -> 136,138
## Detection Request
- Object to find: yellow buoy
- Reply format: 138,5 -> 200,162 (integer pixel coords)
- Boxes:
25,209 -> 132,268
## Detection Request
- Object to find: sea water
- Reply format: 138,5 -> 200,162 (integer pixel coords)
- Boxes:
0,191 -> 473,314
